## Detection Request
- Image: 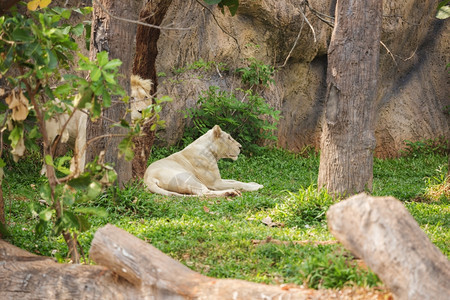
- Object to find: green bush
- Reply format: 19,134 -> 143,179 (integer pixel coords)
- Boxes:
401,137 -> 448,157
184,86 -> 280,153
270,186 -> 335,227
236,58 -> 275,87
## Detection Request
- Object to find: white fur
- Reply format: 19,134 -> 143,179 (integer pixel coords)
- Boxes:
144,125 -> 264,197
42,75 -> 152,177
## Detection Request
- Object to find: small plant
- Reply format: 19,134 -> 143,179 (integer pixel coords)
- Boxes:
183,57 -> 279,152
0,3 -> 166,262
236,58 -> 275,87
184,86 -> 280,152
419,166 -> 449,202
401,137 -> 448,157
271,185 -> 335,227
300,248 -> 380,289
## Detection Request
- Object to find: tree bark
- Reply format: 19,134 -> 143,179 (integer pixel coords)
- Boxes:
131,0 -> 173,179
0,187 -> 5,238
317,0 -> 382,196
0,239 -> 138,299
327,193 -> 450,300
87,0 -> 141,186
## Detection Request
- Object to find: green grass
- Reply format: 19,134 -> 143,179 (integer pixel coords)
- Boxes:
2,147 -> 449,290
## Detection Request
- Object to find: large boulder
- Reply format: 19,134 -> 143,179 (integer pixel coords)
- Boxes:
155,0 -> 449,157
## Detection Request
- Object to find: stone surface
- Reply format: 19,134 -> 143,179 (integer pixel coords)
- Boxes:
154,0 -> 449,157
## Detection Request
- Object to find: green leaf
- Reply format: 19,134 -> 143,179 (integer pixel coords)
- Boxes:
102,90 -> 111,107
96,51 -> 109,67
436,5 -> 450,19
61,9 -> 72,20
1,46 -> 15,73
86,181 -> 102,200
68,174 -> 91,190
11,27 -> 34,42
62,211 -> 82,230
39,183 -> 52,204
117,119 -> 130,129
35,220 -> 47,237
219,0 -> 239,16
39,208 -> 54,222
54,83 -> 72,97
118,137 -> 135,161
44,155 -> 54,166
8,126 -> 22,148
203,0 -> 222,4
46,49 -> 58,69
102,70 -> 116,84
438,0 -> 450,10
71,23 -> 84,36
56,156 -> 71,175
103,59 -> 122,70
75,87 -> 93,109
90,66 -> 102,81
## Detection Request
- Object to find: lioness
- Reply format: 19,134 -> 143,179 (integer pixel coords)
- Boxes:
144,125 -> 264,197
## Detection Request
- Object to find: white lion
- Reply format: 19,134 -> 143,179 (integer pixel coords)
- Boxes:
42,75 -> 152,177
144,125 -> 264,197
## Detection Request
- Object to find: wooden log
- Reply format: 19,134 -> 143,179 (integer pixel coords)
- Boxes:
327,193 -> 450,300
89,224 -> 316,299
1,225 -> 322,299
0,239 -> 138,299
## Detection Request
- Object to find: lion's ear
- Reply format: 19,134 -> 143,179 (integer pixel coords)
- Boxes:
212,125 -> 221,139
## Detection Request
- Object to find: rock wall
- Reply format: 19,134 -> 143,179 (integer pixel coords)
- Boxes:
155,0 -> 449,157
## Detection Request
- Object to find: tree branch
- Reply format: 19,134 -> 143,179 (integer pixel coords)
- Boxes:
92,0 -> 191,31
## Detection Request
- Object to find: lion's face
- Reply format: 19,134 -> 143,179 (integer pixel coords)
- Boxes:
130,75 -> 153,121
210,125 -> 241,160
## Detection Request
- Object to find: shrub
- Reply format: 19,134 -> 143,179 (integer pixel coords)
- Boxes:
271,185 -> 335,227
401,137 -> 448,157
184,86 -> 280,153
236,58 -> 275,87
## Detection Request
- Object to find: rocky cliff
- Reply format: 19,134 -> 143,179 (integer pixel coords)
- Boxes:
155,0 -> 449,157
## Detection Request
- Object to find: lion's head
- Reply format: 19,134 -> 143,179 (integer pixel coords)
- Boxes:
209,125 -> 242,161
130,75 -> 153,121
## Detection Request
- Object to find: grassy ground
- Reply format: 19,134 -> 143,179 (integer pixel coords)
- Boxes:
2,146 -> 449,290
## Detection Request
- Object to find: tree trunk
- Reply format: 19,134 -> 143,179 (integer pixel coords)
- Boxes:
327,193 -> 450,300
317,0 -> 382,196
87,0 -> 142,186
131,0 -> 173,179
0,187 -> 5,238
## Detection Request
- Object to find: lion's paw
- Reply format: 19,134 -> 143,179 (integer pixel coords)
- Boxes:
245,182 -> 264,191
225,189 -> 242,197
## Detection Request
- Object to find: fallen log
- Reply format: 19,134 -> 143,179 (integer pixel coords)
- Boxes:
327,193 -> 450,300
88,224 -> 317,299
0,239 -> 138,299
0,224 -> 321,299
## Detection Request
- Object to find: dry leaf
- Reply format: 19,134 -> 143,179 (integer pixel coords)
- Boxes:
6,90 -> 29,121
203,206 -> 210,213
261,217 -> 284,227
